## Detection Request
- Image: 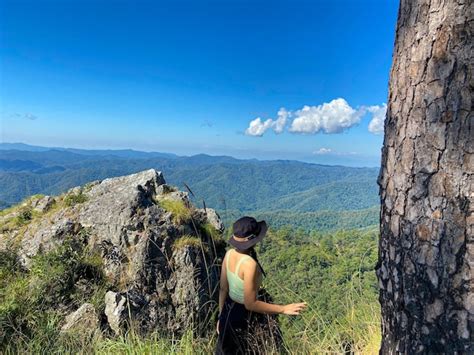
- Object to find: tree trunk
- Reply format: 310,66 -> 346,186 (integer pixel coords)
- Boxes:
376,0 -> 473,353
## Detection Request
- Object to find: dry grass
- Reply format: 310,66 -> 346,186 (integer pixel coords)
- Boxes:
200,222 -> 224,243
262,276 -> 381,355
157,198 -> 193,224
173,235 -> 207,252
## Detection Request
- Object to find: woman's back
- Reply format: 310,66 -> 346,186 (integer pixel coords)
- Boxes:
225,249 -> 261,304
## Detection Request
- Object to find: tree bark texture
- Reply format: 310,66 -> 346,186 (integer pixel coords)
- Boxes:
376,0 -> 473,353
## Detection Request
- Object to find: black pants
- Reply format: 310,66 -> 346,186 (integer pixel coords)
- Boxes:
215,296 -> 252,355
215,295 -> 284,355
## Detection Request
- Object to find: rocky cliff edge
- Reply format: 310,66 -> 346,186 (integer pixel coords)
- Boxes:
0,169 -> 226,336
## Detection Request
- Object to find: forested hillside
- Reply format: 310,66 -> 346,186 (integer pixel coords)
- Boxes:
258,226 -> 380,353
0,144 -> 379,231
222,207 -> 378,232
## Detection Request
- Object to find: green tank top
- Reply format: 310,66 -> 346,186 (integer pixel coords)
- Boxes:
226,249 -> 251,304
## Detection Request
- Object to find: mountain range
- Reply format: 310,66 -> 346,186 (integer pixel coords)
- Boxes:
0,143 -> 380,231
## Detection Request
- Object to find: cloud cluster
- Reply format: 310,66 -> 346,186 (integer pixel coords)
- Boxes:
290,98 -> 364,134
245,98 -> 387,137
245,117 -> 274,137
312,147 -> 358,156
245,107 -> 289,137
313,147 -> 332,155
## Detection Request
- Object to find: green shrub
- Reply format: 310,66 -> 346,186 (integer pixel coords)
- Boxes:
0,195 -> 44,217
63,192 -> 88,207
17,207 -> 33,224
158,198 -> 192,224
0,205 -> 37,233
200,222 -> 223,242
0,232 -> 108,352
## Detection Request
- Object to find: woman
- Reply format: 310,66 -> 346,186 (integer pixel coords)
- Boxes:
215,216 -> 307,354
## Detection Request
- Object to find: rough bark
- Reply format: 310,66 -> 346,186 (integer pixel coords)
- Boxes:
376,0 -> 473,353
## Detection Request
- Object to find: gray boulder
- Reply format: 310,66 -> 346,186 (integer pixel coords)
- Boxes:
12,169 -> 226,335
199,208 -> 225,233
104,291 -> 128,335
31,195 -> 55,213
61,303 -> 99,334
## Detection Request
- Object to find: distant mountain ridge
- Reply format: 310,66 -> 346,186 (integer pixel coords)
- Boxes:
0,142 -> 179,159
0,143 -> 380,230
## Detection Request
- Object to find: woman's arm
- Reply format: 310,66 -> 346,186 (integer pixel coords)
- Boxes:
243,259 -> 306,315
218,253 -> 229,315
243,260 -> 283,314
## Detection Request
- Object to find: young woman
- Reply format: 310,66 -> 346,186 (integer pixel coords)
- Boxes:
215,216 -> 307,354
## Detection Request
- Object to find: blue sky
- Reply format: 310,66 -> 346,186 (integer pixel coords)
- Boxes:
1,0 -> 399,166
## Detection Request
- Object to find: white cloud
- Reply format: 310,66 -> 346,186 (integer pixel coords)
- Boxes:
244,98 -> 386,137
312,147 -> 359,156
367,104 -> 387,134
313,147 -> 332,155
289,98 -> 364,134
244,108 -> 290,137
245,117 -> 274,137
273,108 -> 289,134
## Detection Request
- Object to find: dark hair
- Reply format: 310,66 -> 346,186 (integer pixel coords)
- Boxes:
249,247 -> 266,277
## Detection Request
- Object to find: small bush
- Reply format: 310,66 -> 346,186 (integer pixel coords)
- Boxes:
16,207 -> 33,225
63,192 -> 88,207
0,195 -> 44,217
0,206 -> 38,233
0,232 -> 108,352
83,182 -> 96,193
158,198 -> 192,224
200,222 -> 223,242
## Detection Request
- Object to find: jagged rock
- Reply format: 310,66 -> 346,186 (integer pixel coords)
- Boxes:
68,186 -> 82,195
104,291 -> 128,335
14,169 -> 226,335
61,303 -> 99,334
20,218 -> 82,267
171,246 -> 211,328
201,208 -> 225,233
31,195 -> 55,213
155,183 -> 176,195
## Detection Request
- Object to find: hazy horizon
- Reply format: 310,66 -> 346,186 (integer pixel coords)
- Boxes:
0,141 -> 382,167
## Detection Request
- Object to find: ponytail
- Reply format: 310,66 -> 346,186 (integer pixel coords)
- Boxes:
249,247 -> 266,277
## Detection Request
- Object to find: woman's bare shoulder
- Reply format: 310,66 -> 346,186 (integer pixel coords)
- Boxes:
243,255 -> 258,268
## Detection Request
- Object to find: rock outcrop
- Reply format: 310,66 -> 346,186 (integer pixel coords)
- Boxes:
1,169 -> 226,335
61,303 -> 99,335
376,1 -> 473,353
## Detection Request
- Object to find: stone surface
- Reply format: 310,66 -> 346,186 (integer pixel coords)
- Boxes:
31,195 -> 55,213
13,169 -> 227,335
61,303 -> 99,334
200,208 -> 225,233
376,0 -> 473,353
104,291 -> 128,335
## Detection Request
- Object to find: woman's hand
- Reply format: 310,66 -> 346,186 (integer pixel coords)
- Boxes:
282,302 -> 307,315
216,319 -> 220,334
